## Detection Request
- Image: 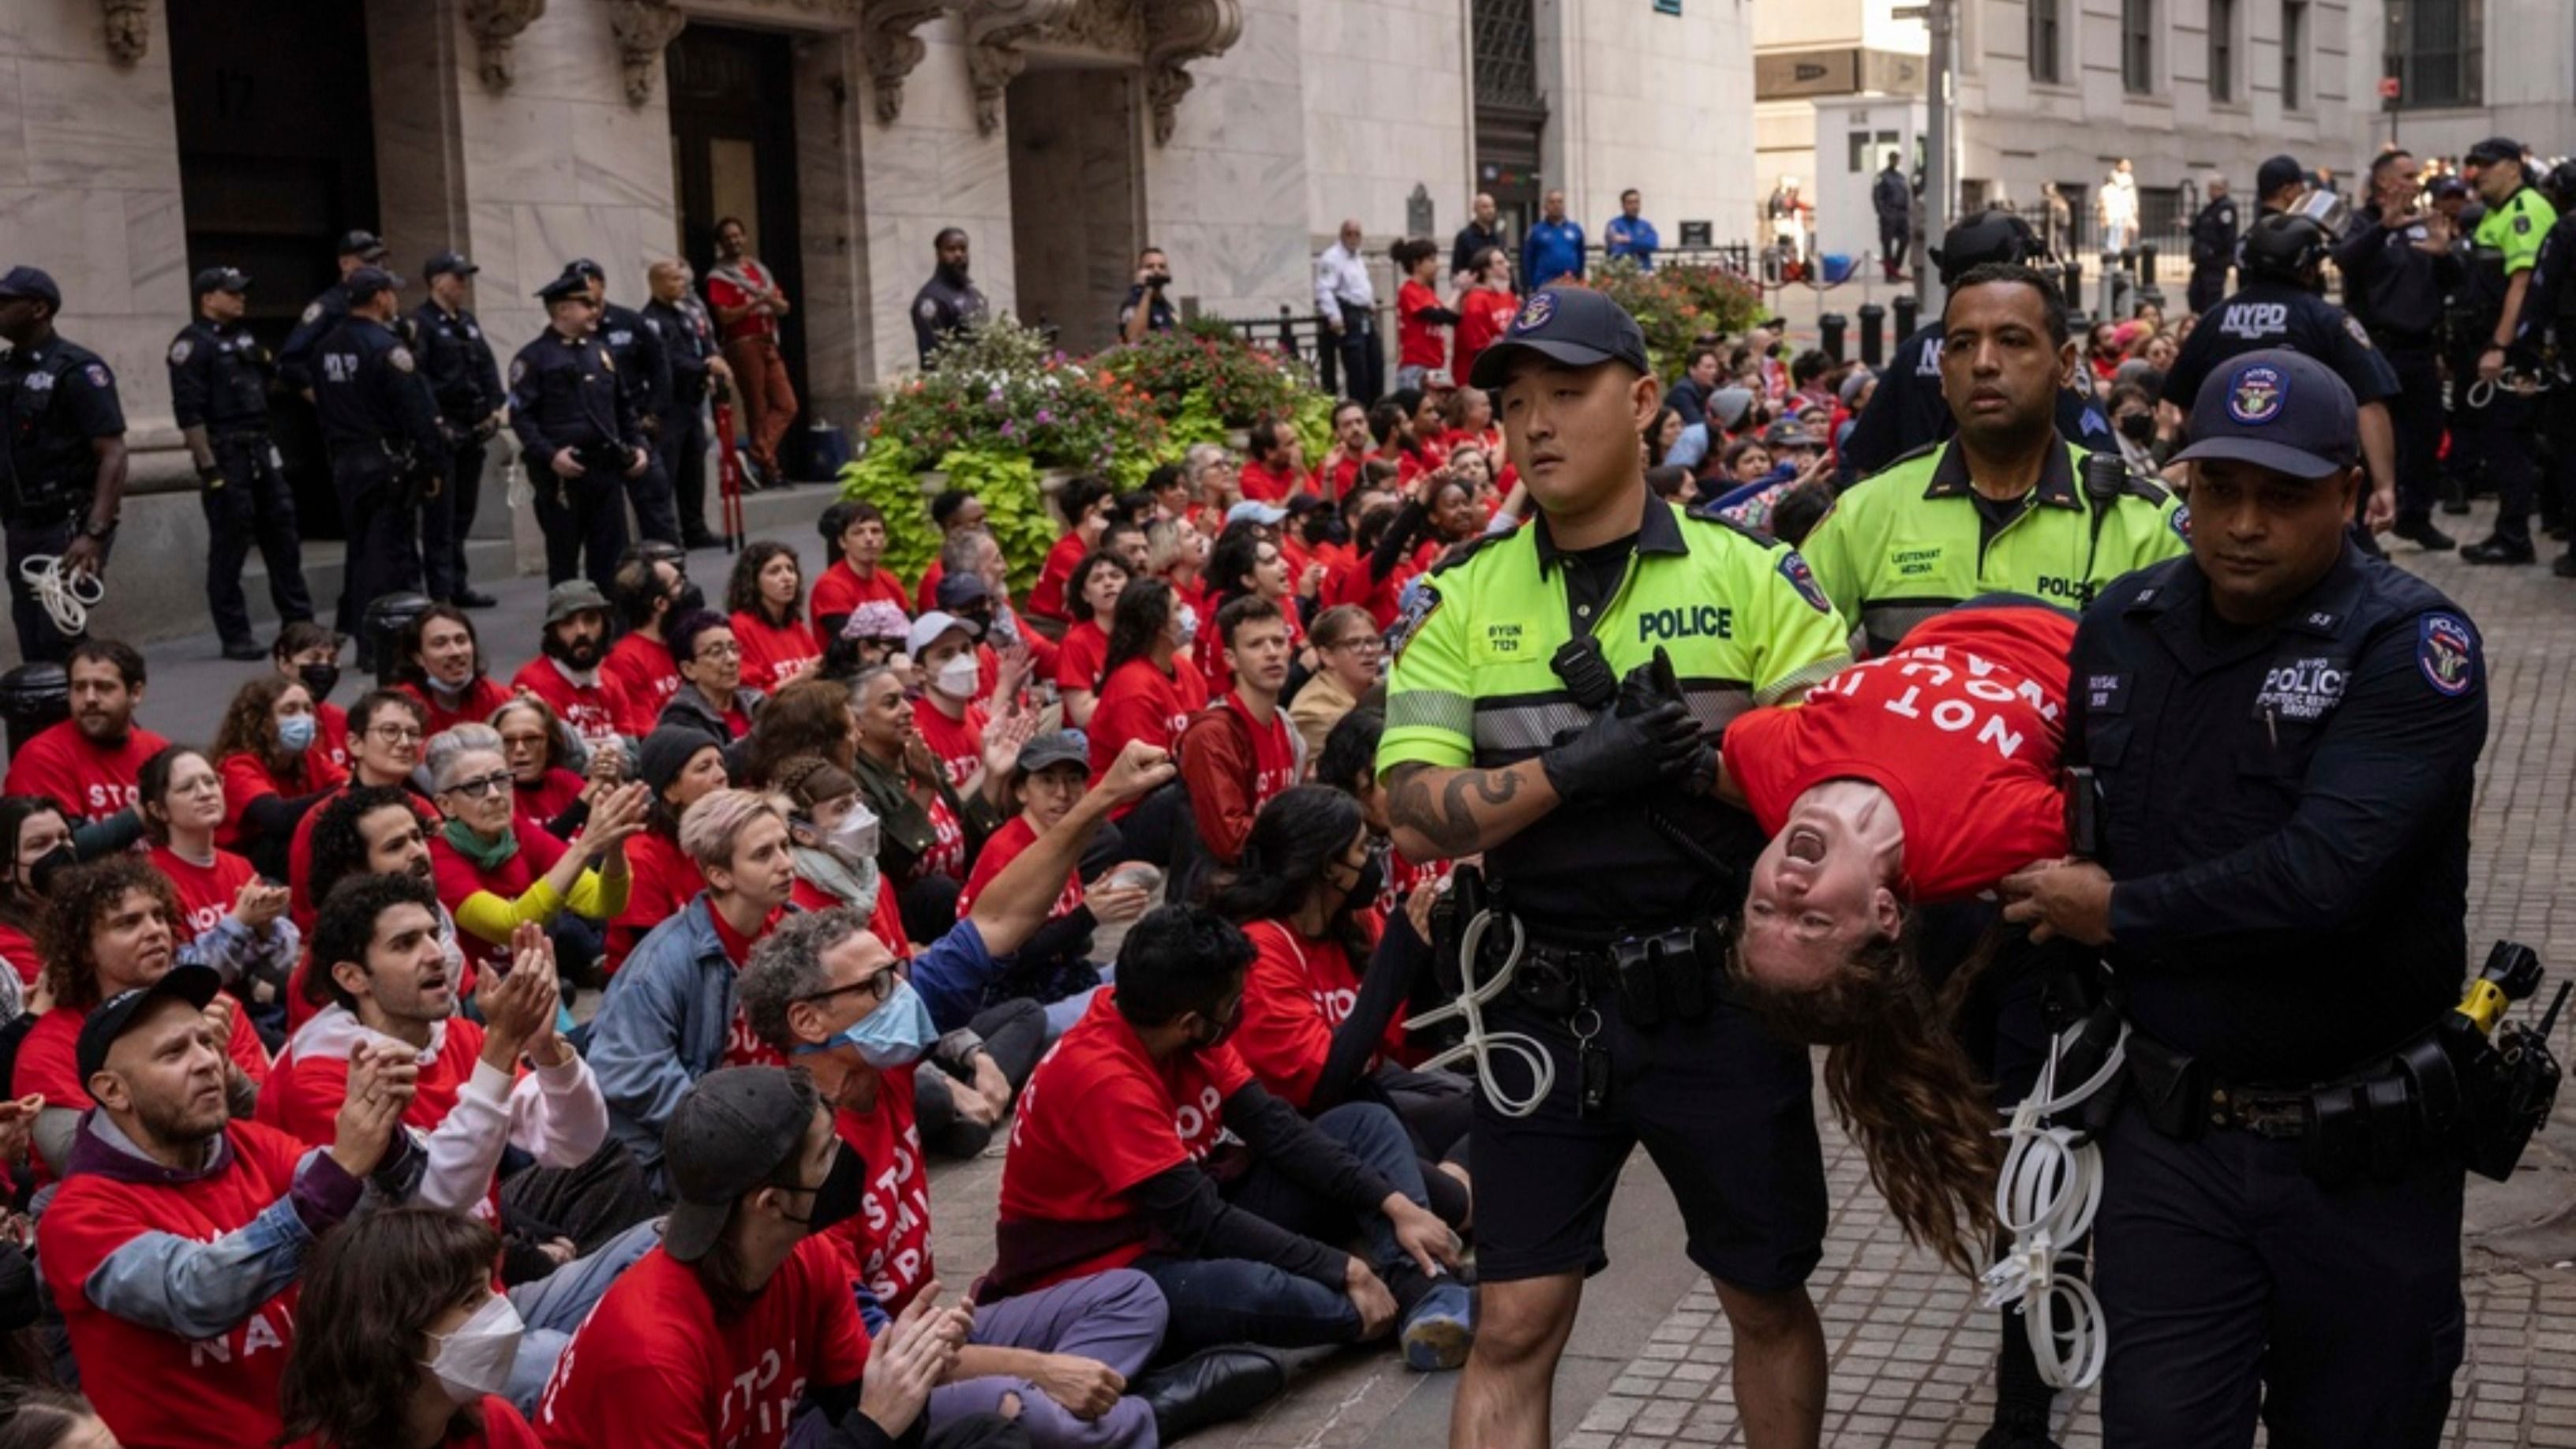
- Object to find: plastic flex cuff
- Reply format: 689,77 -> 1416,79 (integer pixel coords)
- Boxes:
17,555 -> 104,638
1403,908 -> 1556,1118
1976,1015 -> 2129,1391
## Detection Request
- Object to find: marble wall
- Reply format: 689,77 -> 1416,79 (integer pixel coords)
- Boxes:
851,14 -> 1017,380
1297,0 -> 1473,246
1140,0 -> 1314,324
1009,67 -> 1142,356
1539,0 -> 1763,253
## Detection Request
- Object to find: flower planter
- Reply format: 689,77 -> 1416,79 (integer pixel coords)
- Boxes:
915,464 -> 1078,528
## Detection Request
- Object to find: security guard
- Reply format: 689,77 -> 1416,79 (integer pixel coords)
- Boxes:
278,229 -> 390,395
1804,262 -> 2188,657
642,257 -> 729,550
2454,137 -> 2559,565
311,265 -> 446,648
1837,210 -> 2112,484
2186,175 -> 2239,314
2162,213 -> 2402,537
0,266 -> 128,663
2333,148 -> 2462,553
510,271 -> 648,593
2515,161 -> 2576,575
411,250 -> 504,609
567,258 -> 679,545
1377,286 -> 1851,1449
2004,349 -> 2486,1449
169,266 -> 315,660
912,227 -> 987,368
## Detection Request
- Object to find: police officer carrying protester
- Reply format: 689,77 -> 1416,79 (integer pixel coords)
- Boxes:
567,258 -> 680,548
0,266 -> 128,663
2162,212 -> 2403,537
1803,262 -> 2188,657
2185,174 -> 2239,314
410,249 -> 505,608
2333,148 -> 2462,553
311,265 -> 447,651
1377,286 -> 1852,1449
2003,348 -> 2487,1449
642,257 -> 729,550
2453,137 -> 2560,566
1837,211 -> 2114,485
510,271 -> 649,593
278,229 -> 389,395
170,265 -> 316,660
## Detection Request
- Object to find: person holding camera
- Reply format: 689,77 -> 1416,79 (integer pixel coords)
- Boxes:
1118,245 -> 1178,346
508,271 -> 650,595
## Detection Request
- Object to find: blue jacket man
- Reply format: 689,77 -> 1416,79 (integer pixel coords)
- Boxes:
1522,190 -> 1586,290
1604,190 -> 1659,269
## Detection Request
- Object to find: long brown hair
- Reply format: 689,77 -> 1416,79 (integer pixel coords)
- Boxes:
739,676 -> 857,788
212,674 -> 300,781
277,1208 -> 503,1448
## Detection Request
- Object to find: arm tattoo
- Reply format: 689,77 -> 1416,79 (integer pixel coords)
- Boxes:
1387,762 -> 1522,857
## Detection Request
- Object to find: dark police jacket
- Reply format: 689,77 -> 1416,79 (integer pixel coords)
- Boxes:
2069,549 -> 2485,1082
166,320 -> 271,435
2515,209 -> 2576,349
2331,204 -> 2462,343
409,301 -> 504,430
507,328 -> 642,464
642,296 -> 719,409
278,282 -> 354,392
0,335 -> 124,521
312,316 -> 448,469
596,301 -> 671,422
912,273 -> 987,367
1837,322 -> 2113,484
2161,280 -> 2401,414
2188,197 -> 2240,269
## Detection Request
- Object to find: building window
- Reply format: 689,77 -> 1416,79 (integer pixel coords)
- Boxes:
1471,0 -> 1541,108
2387,0 -> 2482,109
2282,0 -> 2306,109
2208,0 -> 2236,102
2029,0 -> 2063,84
2121,0 -> 2155,93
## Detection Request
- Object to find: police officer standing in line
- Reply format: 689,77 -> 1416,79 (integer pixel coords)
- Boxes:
1377,287 -> 1853,1449
2454,137 -> 2560,565
169,266 -> 316,660
1836,211 -> 2113,485
0,267 -> 127,664
278,230 -> 390,396
642,257 -> 729,551
567,258 -> 680,547
2160,212 -> 2402,537
2254,154 -> 2307,220
510,271 -> 649,593
2185,174 -> 2238,314
2004,349 -> 2487,1449
912,228 -> 987,369
311,266 -> 447,651
2513,161 -> 2576,576
2333,148 -> 2462,553
1803,263 -> 2188,656
411,250 -> 504,609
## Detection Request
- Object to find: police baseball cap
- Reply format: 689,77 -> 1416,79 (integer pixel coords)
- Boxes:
343,265 -> 400,299
907,609 -> 981,656
662,1067 -> 824,1264
2465,137 -> 2526,167
192,267 -> 250,297
336,230 -> 390,262
2256,155 -> 2305,197
535,272 -> 591,304
566,257 -> 608,282
2171,349 -> 2358,481
2431,176 -> 2470,200
77,964 -> 222,1085
423,250 -> 479,281
1014,729 -> 1090,778
0,266 -> 62,309
1466,286 -> 1651,391
544,579 -> 612,627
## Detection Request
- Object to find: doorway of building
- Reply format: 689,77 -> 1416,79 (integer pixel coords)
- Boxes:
1005,64 -> 1144,355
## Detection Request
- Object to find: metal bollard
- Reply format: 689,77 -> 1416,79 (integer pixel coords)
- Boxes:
2061,262 -> 2086,316
1819,313 -> 1848,365
1894,294 -> 1920,341
1859,303 -> 1888,368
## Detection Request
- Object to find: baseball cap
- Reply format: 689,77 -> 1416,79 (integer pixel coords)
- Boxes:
1466,287 -> 1652,391
336,230 -> 389,262
933,571 -> 992,612
424,250 -> 479,281
544,579 -> 611,627
1764,421 -> 1818,450
841,601 -> 912,643
536,271 -> 591,303
2170,349 -> 2357,481
77,964 -> 222,1084
343,265 -> 400,299
907,609 -> 980,656
192,267 -> 250,297
2256,155 -> 2305,197
0,266 -> 62,309
2465,137 -> 2525,168
1226,500 -> 1289,528
661,1067 -> 823,1263
1014,729 -> 1090,778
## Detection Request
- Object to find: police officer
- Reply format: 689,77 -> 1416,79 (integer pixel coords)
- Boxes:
2162,212 -> 2402,537
0,267 -> 127,663
1837,210 -> 2113,484
2004,348 -> 2486,1449
278,229 -> 390,395
2255,153 -> 2307,220
642,256 -> 729,551
170,266 -> 316,660
311,265 -> 446,648
1803,262 -> 2188,656
510,272 -> 649,593
2514,161 -> 2576,575
2333,149 -> 2462,553
567,258 -> 680,547
2186,174 -> 2239,314
410,250 -> 504,609
1377,286 -> 1852,1449
2454,137 -> 2559,565
912,227 -> 987,368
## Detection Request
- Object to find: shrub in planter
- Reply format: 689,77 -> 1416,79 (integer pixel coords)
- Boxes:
1581,256 -> 1766,376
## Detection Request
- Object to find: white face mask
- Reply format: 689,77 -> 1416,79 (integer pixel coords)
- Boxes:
1174,604 -> 1201,650
828,800 -> 882,863
421,1294 -> 525,1406
932,652 -> 981,700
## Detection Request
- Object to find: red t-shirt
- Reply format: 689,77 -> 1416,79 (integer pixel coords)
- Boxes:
288,785 -> 441,938
511,658 -> 634,754
1395,279 -> 1450,371
315,702 -> 351,776
0,921 -> 36,987
1452,286 -> 1520,388
1237,459 -> 1308,504
956,814 -> 1080,920
517,769 -> 586,831
398,678 -> 518,739
910,696 -> 987,791
534,1237 -> 871,1449
1323,553 -> 1417,630
1088,657 -> 1208,784
789,877 -> 912,959
705,260 -> 783,344
39,1120 -> 314,1449
912,560 -> 946,616
260,1017 -> 488,1147
602,634 -> 682,737
998,989 -> 1253,1290
608,832 -> 703,974
809,560 -> 911,631
1055,620 -> 1111,696
1722,607 -> 2075,903
1028,534 -> 1090,621
830,1066 -> 936,1315
431,824 -> 575,972
218,750 -> 348,853
712,903 -> 788,1069
15,998 -> 271,1106
916,793 -> 967,882
287,1396 -> 542,1449
3,720 -> 170,824
149,844 -> 258,945
732,610 -> 822,696
1235,917 -> 1405,1108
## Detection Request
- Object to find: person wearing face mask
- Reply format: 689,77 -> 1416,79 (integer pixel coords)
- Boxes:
509,581 -> 636,758
910,608 -> 1036,799
422,725 -> 647,987
938,530 -> 1052,699
393,607 -> 515,738
139,747 -> 299,1037
279,1208 -> 544,1448
286,690 -> 436,937
2106,381 -> 2165,476
726,541 -> 823,697
212,676 -> 349,881
847,665 -> 1006,943
774,755 -> 908,954
1086,578 -> 1209,799
656,610 -> 766,754
0,796 -> 77,993
274,620 -> 353,773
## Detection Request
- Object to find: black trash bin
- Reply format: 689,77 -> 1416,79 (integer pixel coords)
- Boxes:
0,664 -> 67,758
364,592 -> 435,688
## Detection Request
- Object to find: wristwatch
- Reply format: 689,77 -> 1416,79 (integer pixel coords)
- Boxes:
79,517 -> 116,541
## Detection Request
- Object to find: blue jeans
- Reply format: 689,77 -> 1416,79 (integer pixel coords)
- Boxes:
504,1217 -> 663,1410
1134,1100 -> 1430,1355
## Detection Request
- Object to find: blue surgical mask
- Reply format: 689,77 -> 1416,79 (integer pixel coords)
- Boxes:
798,977 -> 939,1069
276,713 -> 317,754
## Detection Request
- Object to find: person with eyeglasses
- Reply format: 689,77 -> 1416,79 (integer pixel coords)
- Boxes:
421,724 -> 649,989
654,610 -> 764,756
286,691 -> 437,938
1286,604 -> 1381,758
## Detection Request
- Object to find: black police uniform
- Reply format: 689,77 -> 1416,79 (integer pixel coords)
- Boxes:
1117,284 -> 1177,339
312,313 -> 447,641
1837,321 -> 2114,484
2186,194 -> 2240,313
410,298 -> 504,604
0,331 -> 123,663
277,281 -> 355,395
2452,180 -> 2555,556
2514,203 -> 2576,563
642,294 -> 721,546
508,319 -> 644,593
595,298 -> 679,545
2161,280 -> 2401,432
912,271 -> 986,368
168,307 -> 314,650
2334,205 -> 2463,533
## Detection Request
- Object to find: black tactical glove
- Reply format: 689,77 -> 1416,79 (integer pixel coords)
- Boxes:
1622,646 -> 1720,796
1541,691 -> 1702,805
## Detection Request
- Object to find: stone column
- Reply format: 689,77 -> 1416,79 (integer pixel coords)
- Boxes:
793,28 -> 878,424
852,14 -> 1017,376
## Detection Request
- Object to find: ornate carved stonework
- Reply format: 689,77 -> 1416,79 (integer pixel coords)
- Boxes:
861,0 -> 950,124
961,0 -> 1237,142
101,0 -> 149,63
963,0 -> 1076,136
464,0 -> 547,89
612,0 -> 691,104
1141,0 -> 1238,144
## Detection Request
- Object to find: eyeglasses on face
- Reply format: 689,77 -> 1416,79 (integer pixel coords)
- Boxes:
797,966 -> 899,1006
696,640 -> 743,661
444,771 -> 515,800
368,724 -> 425,744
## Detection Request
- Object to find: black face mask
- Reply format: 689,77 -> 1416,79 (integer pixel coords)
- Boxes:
296,661 -> 341,703
2117,411 -> 2156,443
779,1142 -> 868,1235
25,843 -> 77,897
1350,847 -> 1387,913
671,581 -> 708,616
1191,999 -> 1246,1051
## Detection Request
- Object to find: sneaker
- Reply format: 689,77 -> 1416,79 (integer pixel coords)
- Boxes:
1398,1279 -> 1474,1372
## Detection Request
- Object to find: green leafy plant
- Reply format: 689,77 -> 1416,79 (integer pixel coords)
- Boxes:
1581,256 -> 1766,377
837,440 -> 942,584
932,448 -> 1055,592
1100,331 -> 1311,429
870,316 -> 1167,473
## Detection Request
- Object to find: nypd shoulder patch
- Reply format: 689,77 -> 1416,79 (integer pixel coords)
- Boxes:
2418,612 -> 2479,697
508,358 -> 527,386
1778,551 -> 1833,614
388,346 -> 416,374
300,301 -> 322,324
167,339 -> 192,365
84,362 -> 110,388
2170,504 -> 2192,541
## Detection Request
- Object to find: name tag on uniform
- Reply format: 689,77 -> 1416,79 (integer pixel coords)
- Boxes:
1476,621 -> 1529,661
2084,672 -> 2128,714
608,329 -> 633,346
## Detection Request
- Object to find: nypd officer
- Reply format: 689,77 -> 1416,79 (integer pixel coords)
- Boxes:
0,266 -> 128,663
2514,161 -> 2576,576
2162,212 -> 2402,535
1837,210 -> 2113,484
311,265 -> 447,646
510,271 -> 648,593
2185,174 -> 2239,314
567,258 -> 680,547
279,229 -> 390,395
2454,137 -> 2559,565
642,256 -> 729,551
169,266 -> 316,660
1803,262 -> 2188,656
1378,286 -> 1852,1449
410,250 -> 504,609
2333,148 -> 2462,553
2004,348 -> 2486,1449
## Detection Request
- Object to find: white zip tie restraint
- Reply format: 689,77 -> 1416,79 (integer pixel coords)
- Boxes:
18,556 -> 103,638
1404,908 -> 1557,1118
1976,1014 -> 2129,1390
